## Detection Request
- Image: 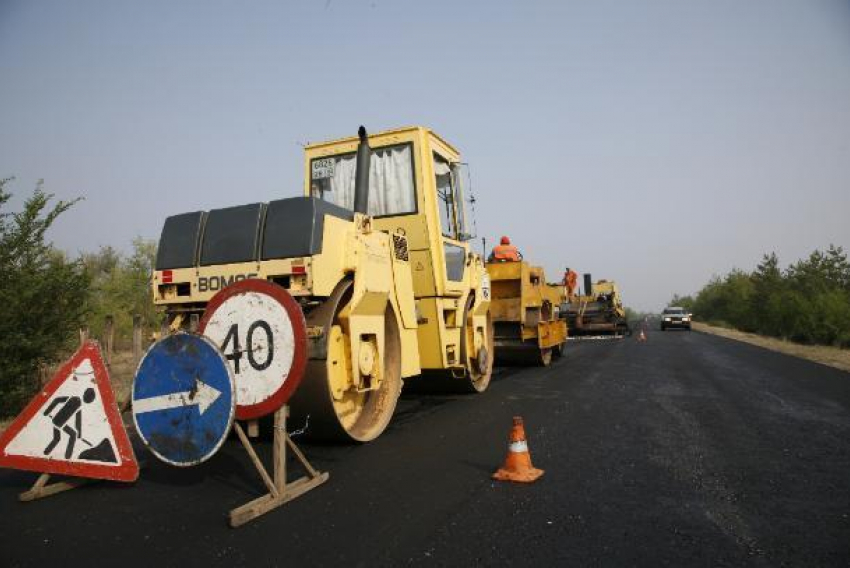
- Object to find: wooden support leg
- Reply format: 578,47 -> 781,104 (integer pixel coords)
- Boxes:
273,410 -> 286,488
233,421 -> 278,497
286,435 -> 319,478
228,406 -> 329,528
19,473 -> 91,502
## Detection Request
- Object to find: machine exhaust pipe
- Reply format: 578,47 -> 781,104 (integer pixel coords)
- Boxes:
584,274 -> 593,297
354,126 -> 371,214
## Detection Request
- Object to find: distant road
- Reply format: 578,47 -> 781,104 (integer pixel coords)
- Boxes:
2,330 -> 849,566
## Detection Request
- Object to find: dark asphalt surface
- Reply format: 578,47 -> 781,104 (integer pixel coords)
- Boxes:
2,329 -> 850,567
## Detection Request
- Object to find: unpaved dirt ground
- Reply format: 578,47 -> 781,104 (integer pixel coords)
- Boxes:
693,321 -> 850,374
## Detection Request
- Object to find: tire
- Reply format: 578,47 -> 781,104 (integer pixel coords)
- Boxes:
460,295 -> 494,393
290,281 -> 402,442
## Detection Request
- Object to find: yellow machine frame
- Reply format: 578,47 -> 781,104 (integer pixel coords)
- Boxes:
302,127 -> 491,376
152,126 -> 492,441
486,261 -> 566,365
566,278 -> 628,336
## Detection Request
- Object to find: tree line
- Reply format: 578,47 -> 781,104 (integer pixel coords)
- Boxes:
1,178 -> 157,417
671,246 -> 850,348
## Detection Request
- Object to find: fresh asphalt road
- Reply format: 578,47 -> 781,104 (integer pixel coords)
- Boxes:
2,329 -> 849,567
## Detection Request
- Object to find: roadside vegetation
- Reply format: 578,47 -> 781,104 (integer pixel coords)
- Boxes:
672,246 -> 850,348
0,178 -> 156,418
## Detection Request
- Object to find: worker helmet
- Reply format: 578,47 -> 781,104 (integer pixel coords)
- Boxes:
500,236 -> 511,245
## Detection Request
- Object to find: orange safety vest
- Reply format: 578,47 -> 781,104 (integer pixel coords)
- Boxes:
491,244 -> 521,262
563,270 -> 578,297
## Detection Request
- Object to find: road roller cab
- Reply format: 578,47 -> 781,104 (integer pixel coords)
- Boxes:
152,126 -> 493,442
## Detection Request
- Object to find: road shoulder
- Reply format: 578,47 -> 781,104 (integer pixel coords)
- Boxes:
692,322 -> 850,374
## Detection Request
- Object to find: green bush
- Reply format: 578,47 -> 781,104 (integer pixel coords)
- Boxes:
0,179 -> 89,417
82,237 -> 158,348
673,246 -> 850,348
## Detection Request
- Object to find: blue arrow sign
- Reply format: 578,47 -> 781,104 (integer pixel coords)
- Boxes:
132,333 -> 235,467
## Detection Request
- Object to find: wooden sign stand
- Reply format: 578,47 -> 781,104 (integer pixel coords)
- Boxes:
19,473 -> 90,502
229,406 -> 328,527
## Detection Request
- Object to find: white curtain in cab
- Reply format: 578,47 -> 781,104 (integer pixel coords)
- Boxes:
328,154 -> 357,211
328,145 -> 415,216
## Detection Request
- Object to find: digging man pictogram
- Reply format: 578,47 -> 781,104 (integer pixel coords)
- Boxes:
42,387 -> 96,459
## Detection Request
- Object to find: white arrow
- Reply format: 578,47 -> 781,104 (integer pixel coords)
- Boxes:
134,379 -> 223,416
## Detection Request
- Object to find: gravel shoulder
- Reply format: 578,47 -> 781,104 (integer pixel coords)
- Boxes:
692,321 -> 850,374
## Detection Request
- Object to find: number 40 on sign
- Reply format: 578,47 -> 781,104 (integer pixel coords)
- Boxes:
200,279 -> 308,420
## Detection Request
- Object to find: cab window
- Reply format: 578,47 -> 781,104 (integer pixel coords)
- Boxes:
433,152 -> 474,242
434,154 -> 456,239
310,143 -> 416,217
451,162 -> 473,241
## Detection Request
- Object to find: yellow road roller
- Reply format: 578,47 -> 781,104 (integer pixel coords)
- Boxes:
486,261 -> 567,365
151,126 -> 493,442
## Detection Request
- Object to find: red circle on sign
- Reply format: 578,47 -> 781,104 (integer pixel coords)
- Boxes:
199,279 -> 308,420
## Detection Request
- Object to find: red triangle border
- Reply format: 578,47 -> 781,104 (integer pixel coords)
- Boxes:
0,341 -> 139,482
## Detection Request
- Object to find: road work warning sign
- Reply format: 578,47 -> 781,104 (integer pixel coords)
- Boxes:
0,342 -> 139,482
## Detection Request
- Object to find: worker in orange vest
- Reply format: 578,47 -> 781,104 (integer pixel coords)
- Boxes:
563,268 -> 578,298
489,236 -> 522,262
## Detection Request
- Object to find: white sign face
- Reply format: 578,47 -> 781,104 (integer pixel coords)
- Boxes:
202,291 -> 296,410
6,359 -> 120,465
312,158 -> 336,180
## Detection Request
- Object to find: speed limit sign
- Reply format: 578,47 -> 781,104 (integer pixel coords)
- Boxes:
199,279 -> 308,420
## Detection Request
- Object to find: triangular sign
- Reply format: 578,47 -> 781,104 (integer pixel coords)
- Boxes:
0,341 -> 139,482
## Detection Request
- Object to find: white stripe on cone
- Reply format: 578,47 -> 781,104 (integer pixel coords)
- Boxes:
509,440 -> 528,453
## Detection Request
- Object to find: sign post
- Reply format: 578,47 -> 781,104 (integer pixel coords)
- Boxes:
228,404 -> 329,527
200,279 -> 327,527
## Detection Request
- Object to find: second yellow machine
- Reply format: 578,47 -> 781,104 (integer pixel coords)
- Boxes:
152,126 -> 493,442
486,261 -> 567,365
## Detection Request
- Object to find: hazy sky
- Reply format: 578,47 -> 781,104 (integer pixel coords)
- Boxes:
2,0 -> 848,311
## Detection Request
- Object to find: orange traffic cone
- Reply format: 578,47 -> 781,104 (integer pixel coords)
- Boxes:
493,416 -> 544,483
638,329 -> 647,342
